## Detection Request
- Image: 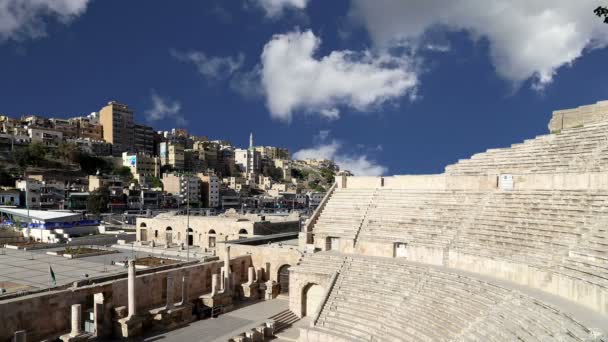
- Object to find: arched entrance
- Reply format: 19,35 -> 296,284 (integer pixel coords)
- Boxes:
165,227 -> 173,245
277,264 -> 291,294
208,229 -> 216,248
187,228 -> 194,246
302,283 -> 323,317
139,222 -> 147,241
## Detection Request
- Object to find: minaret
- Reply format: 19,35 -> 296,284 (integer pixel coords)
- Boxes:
249,132 -> 253,149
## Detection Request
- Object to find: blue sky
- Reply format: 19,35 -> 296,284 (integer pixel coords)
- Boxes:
1,0 -> 607,175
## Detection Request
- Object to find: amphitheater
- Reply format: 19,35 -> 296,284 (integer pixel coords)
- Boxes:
2,101 -> 608,341
290,101 -> 608,342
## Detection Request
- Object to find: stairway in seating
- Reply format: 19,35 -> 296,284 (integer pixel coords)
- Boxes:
352,189 -> 379,248
269,309 -> 300,333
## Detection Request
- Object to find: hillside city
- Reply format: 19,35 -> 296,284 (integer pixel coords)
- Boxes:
0,101 -> 344,216
2,2 -> 608,342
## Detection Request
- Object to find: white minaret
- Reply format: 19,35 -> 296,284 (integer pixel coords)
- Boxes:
249,132 -> 253,149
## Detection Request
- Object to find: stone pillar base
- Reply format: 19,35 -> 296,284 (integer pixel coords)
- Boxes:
264,281 -> 280,300
150,304 -> 195,330
116,316 -> 143,338
200,292 -> 234,314
241,283 -> 260,299
59,332 -> 91,342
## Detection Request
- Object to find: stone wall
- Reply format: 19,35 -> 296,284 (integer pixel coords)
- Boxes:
548,100 -> 608,132
447,251 -> 608,315
342,172 -> 608,191
0,256 -> 252,341
289,272 -> 332,318
136,215 -> 297,249
217,243 -> 301,283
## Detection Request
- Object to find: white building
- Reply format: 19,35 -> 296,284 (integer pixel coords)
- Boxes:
198,173 -> 220,208
27,127 -> 63,147
122,151 -> 160,182
235,133 -> 260,176
15,179 -> 65,209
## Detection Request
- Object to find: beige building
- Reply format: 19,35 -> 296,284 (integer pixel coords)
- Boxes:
27,127 -> 63,147
254,146 -> 290,160
136,211 -> 299,248
273,158 -> 292,181
69,116 -> 104,140
122,152 -> 160,182
49,118 -> 77,139
99,101 -> 134,156
160,141 -> 185,171
162,173 -> 201,206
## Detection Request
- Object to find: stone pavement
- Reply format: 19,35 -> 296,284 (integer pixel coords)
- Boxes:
143,298 -> 289,342
0,246 -> 151,292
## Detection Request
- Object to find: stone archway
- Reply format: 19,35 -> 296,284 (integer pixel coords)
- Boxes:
187,228 -> 194,246
302,283 -> 323,317
165,227 -> 173,245
277,264 -> 291,294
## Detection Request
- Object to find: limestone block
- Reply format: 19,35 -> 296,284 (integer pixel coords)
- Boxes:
13,330 -> 26,342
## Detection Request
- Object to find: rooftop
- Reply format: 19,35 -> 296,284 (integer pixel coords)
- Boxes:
0,208 -> 82,222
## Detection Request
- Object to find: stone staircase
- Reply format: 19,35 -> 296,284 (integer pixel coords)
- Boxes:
269,309 -> 299,334
312,188 -> 376,241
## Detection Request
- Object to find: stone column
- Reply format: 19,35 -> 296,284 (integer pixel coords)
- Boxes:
211,273 -> 219,296
220,267 -> 226,290
165,275 -> 174,310
247,266 -> 255,285
181,274 -> 189,305
70,304 -> 82,337
223,246 -> 231,293
127,260 -> 137,318
257,269 -> 264,283
13,330 -> 26,342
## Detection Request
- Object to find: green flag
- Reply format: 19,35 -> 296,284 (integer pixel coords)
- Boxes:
49,265 -> 56,287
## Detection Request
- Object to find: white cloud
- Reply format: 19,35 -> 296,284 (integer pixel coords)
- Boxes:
260,29 -> 418,121
350,0 -> 608,89
145,92 -> 186,126
0,0 -> 89,41
171,49 -> 244,80
253,0 -> 308,18
293,136 -> 388,176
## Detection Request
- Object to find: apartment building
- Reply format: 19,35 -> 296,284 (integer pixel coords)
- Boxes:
27,127 -> 63,147
134,123 -> 155,155
254,146 -> 290,160
197,173 -> 220,208
162,173 -> 201,206
99,101 -> 134,156
159,141 -> 185,171
122,152 -> 160,181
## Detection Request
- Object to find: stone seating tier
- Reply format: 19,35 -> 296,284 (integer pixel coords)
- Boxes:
445,120 -> 608,175
308,254 -> 595,342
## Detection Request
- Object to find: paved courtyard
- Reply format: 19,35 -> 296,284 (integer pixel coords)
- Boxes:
143,298 -> 290,342
0,246 -> 149,292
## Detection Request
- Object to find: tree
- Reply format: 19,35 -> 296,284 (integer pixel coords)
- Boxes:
291,168 -> 308,180
87,186 -> 110,215
263,164 -> 283,182
113,166 -> 133,180
75,152 -> 110,175
149,176 -> 164,189
160,165 -> 174,176
12,142 -> 49,169
320,167 -> 336,184
55,142 -> 79,163
0,167 -> 16,186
